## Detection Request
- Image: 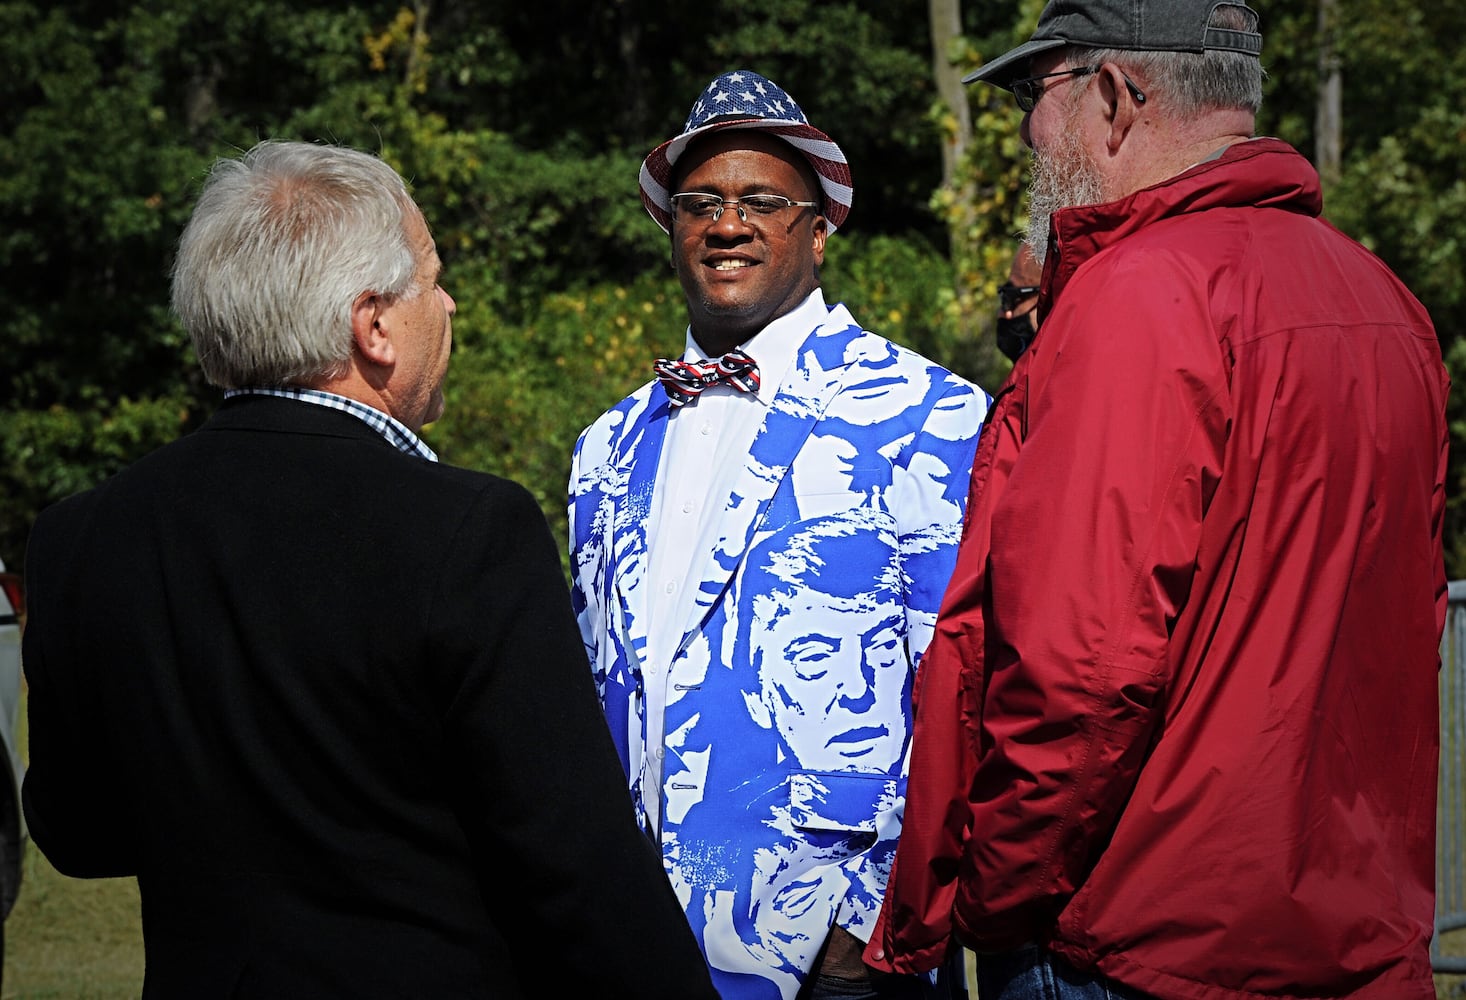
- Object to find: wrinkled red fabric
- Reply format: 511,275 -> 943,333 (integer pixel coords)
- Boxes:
867,139 -> 1449,1000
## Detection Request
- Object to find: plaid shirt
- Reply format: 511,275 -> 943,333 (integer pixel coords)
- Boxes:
224,387 -> 438,462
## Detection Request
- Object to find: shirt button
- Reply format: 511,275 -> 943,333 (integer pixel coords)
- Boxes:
655,747 -> 665,760
664,582 -> 676,594
700,423 -> 712,436
681,501 -> 694,514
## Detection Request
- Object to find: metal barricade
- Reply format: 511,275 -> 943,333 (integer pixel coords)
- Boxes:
1436,580 -> 1466,973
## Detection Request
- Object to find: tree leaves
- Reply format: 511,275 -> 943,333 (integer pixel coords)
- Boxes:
1,0 -> 1461,577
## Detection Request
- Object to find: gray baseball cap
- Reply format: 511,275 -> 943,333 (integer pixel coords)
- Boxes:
964,0 -> 1262,88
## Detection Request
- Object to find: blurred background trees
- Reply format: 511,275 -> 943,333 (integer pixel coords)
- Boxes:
2,0 -> 1462,575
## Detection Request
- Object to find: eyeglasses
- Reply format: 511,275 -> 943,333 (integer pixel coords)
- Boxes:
998,282 -> 1040,312
1009,65 -> 1147,113
670,192 -> 818,224
1010,66 -> 1098,112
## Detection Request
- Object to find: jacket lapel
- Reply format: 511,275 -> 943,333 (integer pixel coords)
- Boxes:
608,388 -> 673,668
675,310 -> 869,647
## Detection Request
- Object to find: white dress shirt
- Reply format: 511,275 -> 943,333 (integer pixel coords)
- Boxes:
640,289 -> 828,833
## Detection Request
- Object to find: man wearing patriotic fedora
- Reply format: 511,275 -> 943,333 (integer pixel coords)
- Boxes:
569,70 -> 989,999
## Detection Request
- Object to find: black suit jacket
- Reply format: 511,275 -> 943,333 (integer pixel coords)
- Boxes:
21,395 -> 717,999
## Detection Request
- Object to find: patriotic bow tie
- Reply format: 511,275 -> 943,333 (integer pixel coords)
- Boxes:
653,349 -> 761,408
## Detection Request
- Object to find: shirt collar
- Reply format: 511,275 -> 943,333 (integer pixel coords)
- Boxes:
224,387 -> 438,462
681,288 -> 828,405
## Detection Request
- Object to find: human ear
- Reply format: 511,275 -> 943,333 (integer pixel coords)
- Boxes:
1100,63 -> 1143,152
350,289 -> 395,366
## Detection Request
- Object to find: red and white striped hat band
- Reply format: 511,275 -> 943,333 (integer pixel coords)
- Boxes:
639,70 -> 853,235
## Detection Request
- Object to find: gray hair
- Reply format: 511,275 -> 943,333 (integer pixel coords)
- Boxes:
1072,4 -> 1264,117
171,140 -> 420,389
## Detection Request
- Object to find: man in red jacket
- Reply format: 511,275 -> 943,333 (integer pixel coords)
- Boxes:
865,2 -> 1450,999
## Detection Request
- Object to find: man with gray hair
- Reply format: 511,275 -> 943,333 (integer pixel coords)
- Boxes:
21,139 -> 717,998
867,3 -> 1448,999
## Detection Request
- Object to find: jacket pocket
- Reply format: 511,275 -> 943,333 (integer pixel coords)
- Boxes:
787,770 -> 898,834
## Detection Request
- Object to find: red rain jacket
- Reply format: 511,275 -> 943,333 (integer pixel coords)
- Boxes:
868,139 -> 1448,1000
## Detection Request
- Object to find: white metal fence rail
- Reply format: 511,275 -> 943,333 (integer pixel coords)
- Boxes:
1436,579 -> 1466,973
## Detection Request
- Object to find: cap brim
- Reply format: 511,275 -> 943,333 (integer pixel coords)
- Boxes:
962,37 -> 1068,88
639,119 -> 852,235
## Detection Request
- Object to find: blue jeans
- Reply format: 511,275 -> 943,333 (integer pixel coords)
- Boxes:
974,946 -> 1150,1000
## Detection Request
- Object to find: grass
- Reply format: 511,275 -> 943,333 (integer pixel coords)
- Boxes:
2,676 -> 142,1000
1,675 -> 1462,1000
3,845 -> 143,999
1438,929 -> 1466,1000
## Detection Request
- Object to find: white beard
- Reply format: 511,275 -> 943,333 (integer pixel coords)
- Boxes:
1025,107 -> 1107,267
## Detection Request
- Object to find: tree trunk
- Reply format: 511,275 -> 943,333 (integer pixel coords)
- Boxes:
929,0 -> 971,189
928,0 -> 989,363
407,0 -> 431,90
1315,0 -> 1342,185
613,0 -> 649,139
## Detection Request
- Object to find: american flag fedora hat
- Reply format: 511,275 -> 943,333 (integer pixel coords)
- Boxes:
638,69 -> 853,234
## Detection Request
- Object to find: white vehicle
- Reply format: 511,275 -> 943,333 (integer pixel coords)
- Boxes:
0,556 -> 25,971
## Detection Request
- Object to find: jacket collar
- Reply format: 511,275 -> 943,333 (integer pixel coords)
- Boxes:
611,303 -> 872,661
1041,138 -> 1323,312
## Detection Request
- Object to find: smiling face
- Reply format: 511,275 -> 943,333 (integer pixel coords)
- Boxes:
669,131 -> 827,357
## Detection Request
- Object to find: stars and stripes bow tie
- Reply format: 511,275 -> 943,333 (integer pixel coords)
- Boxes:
653,349 -> 761,408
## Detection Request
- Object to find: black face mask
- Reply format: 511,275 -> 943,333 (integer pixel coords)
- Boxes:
996,312 -> 1037,362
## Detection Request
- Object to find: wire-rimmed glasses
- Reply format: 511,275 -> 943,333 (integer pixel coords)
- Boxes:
670,192 -> 818,224
1009,66 -> 1100,112
1008,66 -> 1146,112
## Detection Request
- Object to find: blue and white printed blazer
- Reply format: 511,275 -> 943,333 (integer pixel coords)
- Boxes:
569,300 -> 987,999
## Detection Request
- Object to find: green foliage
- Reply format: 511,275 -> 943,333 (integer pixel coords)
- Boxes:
702,0 -> 943,238
0,4 -> 206,413
402,131 -> 663,321
425,273 -> 681,558
0,398 -> 194,566
825,233 -> 972,380
938,83 -> 1031,391
1,0 -> 1463,582
932,0 -> 1050,391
